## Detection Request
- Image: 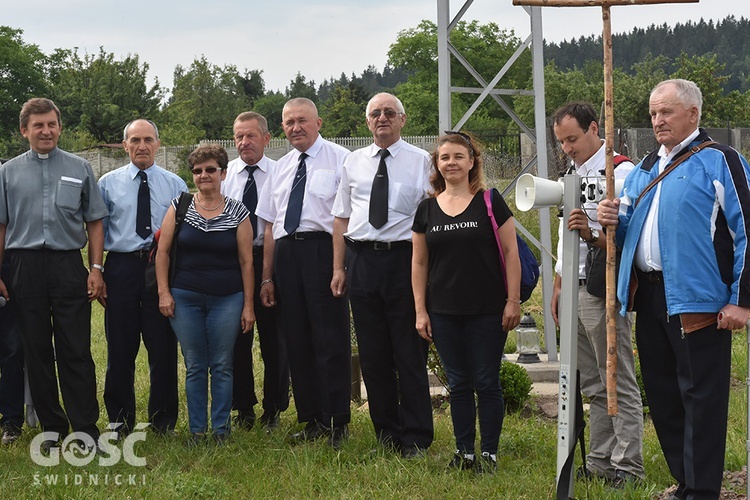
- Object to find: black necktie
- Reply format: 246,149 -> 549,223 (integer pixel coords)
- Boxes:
243,165 -> 259,236
284,153 -> 308,235
369,148 -> 390,229
136,170 -> 151,239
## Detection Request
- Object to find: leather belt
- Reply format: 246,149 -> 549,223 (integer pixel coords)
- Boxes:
636,269 -> 663,284
282,231 -> 331,241
345,239 -> 411,252
110,249 -> 150,259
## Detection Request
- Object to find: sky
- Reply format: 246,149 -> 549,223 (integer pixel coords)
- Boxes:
4,0 -> 747,94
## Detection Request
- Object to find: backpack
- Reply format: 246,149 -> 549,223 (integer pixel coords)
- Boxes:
144,192 -> 193,293
483,189 -> 540,303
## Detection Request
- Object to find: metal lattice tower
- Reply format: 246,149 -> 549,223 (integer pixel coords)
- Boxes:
437,0 -> 555,360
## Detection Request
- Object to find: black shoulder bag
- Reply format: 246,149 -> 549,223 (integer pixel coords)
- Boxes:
144,192 -> 193,294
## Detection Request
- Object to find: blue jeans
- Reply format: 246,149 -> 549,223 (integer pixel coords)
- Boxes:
170,289 -> 243,435
430,312 -> 507,455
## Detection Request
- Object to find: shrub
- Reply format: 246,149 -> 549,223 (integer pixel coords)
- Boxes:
427,344 -> 449,391
501,361 -> 532,413
428,346 -> 533,414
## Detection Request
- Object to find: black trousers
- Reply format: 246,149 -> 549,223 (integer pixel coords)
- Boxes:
0,261 -> 24,428
346,244 -> 433,449
7,249 -> 99,439
102,251 -> 178,432
274,236 -> 351,427
634,276 -> 731,500
232,246 -> 290,416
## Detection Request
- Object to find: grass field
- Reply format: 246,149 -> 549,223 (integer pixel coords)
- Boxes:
0,292 -> 747,499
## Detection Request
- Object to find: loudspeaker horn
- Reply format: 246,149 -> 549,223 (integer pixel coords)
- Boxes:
515,174 -> 564,211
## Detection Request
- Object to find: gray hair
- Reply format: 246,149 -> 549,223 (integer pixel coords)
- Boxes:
283,97 -> 318,117
365,92 -> 405,116
234,111 -> 269,136
123,119 -> 159,141
651,79 -> 703,121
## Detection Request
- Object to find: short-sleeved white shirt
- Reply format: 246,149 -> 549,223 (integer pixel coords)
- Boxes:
222,154 -> 275,246
332,139 -> 431,242
256,135 -> 349,240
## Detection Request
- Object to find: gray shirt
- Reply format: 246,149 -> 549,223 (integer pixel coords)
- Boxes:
0,147 -> 108,250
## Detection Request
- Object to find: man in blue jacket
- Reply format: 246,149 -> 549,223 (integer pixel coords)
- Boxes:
598,79 -> 750,500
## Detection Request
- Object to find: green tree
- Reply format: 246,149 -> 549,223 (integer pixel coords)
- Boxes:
672,53 -> 733,127
253,91 -> 287,137
613,55 -> 669,127
48,47 -> 162,144
0,26 -> 47,157
239,69 -> 266,105
285,72 -> 317,102
164,56 -> 251,140
388,20 -> 531,134
394,80 -> 439,136
319,84 -> 369,137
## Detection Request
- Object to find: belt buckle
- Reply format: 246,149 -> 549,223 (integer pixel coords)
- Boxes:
292,232 -> 304,240
373,241 -> 391,251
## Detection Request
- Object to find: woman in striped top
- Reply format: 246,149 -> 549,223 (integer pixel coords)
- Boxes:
156,144 -> 255,445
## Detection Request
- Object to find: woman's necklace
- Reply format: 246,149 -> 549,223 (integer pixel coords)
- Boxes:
195,194 -> 224,211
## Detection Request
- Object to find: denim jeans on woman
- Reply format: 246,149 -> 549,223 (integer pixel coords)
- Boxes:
430,312 -> 507,455
169,288 -> 243,435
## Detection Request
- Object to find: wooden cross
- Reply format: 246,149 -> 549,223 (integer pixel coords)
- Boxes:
513,0 -> 698,416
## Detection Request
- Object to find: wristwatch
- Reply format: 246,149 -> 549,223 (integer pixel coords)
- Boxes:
584,228 -> 599,244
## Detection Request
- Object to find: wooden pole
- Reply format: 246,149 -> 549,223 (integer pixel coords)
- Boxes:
513,0 -> 699,419
601,5 -> 618,416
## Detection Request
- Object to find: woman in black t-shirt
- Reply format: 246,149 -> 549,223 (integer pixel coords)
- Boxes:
412,132 -> 521,473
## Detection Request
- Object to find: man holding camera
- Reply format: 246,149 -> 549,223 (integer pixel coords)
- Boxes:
551,102 -> 644,487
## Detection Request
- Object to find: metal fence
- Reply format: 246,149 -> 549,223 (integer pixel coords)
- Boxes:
542,127 -> 750,181
76,128 -> 750,180
77,135 -> 441,178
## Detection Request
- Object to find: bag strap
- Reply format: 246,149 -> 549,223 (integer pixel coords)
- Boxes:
483,189 -> 509,295
169,192 -> 193,284
613,154 -> 632,167
635,141 -> 717,207
175,191 -> 193,225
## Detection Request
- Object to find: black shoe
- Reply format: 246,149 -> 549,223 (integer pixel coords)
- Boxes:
577,465 -> 610,482
446,451 -> 475,470
152,427 -> 177,438
40,439 -> 60,456
400,445 -> 426,459
475,452 -> 497,474
234,409 -> 256,430
611,469 -> 641,489
186,433 -> 207,448
289,421 -> 330,445
327,425 -> 348,449
259,412 -> 280,432
1,423 -> 22,445
377,436 -> 400,454
212,433 -> 229,446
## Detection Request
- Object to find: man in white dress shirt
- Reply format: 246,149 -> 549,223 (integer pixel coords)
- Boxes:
550,102 -> 643,486
255,98 -> 351,448
221,112 -> 289,431
331,93 -> 433,458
